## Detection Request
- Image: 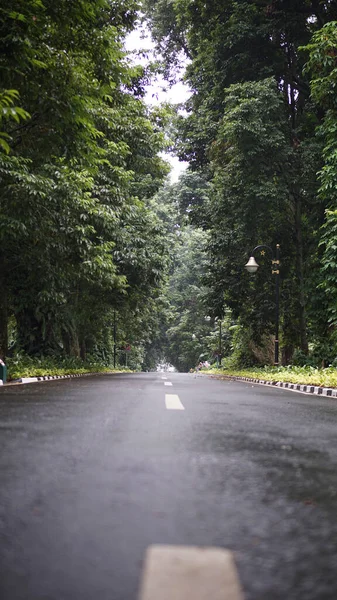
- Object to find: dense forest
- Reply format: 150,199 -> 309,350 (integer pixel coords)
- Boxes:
1,1 -> 337,372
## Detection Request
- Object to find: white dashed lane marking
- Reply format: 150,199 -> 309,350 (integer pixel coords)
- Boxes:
139,545 -> 244,600
164,381 -> 173,386
165,394 -> 185,410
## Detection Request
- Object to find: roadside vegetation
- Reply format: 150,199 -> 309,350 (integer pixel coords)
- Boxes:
208,366 -> 337,389
6,354 -> 131,381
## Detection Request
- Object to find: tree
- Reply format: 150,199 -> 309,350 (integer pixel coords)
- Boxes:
0,0 -> 173,363
144,0 -> 336,364
303,21 -> 337,357
165,226 -> 211,372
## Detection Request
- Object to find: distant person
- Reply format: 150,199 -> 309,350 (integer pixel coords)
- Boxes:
195,361 -> 203,377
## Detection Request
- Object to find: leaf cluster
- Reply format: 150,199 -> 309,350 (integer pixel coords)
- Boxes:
0,0 -> 175,368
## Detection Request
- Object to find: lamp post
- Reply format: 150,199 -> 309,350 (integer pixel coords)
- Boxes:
113,310 -> 117,368
245,244 -> 280,366
214,317 -> 222,367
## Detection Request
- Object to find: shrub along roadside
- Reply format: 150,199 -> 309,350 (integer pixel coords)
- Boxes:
208,366 -> 337,389
5,355 -> 132,381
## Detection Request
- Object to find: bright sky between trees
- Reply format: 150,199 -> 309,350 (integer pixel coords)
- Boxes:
125,25 -> 190,182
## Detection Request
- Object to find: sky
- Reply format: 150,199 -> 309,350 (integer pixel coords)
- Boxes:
124,26 -> 191,182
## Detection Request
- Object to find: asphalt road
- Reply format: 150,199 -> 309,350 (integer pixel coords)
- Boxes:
1,372 -> 337,600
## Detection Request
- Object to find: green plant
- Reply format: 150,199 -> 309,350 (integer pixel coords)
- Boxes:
210,365 -> 337,388
5,352 -> 130,381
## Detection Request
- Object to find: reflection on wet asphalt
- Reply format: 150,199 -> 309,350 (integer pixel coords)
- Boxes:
0,373 -> 337,599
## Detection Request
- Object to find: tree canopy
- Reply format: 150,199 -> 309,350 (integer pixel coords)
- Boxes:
142,2 -> 337,368
0,0 -> 172,366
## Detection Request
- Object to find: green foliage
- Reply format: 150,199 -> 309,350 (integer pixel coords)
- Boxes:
0,0 -> 173,365
205,79 -> 292,346
6,353 -> 131,381
303,22 -> 337,331
0,89 -> 30,153
302,22 -> 337,110
171,170 -> 211,228
164,226 -> 210,371
144,0 -> 336,366
213,365 -> 337,389
152,200 -> 233,372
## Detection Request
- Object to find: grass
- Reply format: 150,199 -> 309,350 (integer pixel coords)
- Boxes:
207,365 -> 337,388
5,354 -> 131,381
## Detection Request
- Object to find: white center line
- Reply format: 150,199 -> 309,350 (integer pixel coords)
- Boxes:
165,394 -> 185,410
164,381 -> 173,386
139,545 -> 244,600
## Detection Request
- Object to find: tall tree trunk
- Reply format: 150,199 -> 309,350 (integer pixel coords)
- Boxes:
62,327 -> 80,358
286,44 -> 309,354
80,339 -> 86,361
70,332 -> 80,358
16,311 -> 45,355
0,253 -> 8,359
295,193 -> 309,353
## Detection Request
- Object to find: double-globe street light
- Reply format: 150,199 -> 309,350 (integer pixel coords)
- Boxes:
245,244 -> 280,366
215,317 -> 222,367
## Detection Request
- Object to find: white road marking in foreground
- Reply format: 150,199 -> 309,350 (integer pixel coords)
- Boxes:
164,381 -> 173,386
165,394 -> 185,410
139,545 -> 244,600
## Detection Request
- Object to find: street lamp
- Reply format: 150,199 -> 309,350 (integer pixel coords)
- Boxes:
245,244 -> 280,366
113,310 -> 117,368
214,317 -> 222,367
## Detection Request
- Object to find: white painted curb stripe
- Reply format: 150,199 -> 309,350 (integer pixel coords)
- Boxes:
138,545 -> 244,600
165,394 -> 184,410
224,376 -> 337,398
12,373 -> 98,385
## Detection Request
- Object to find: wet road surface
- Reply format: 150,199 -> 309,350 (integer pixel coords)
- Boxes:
1,372 -> 337,599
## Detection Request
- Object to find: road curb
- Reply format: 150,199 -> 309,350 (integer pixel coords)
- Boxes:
222,375 -> 337,397
7,373 -> 109,386
18,374 -> 85,384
